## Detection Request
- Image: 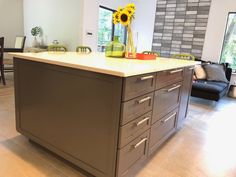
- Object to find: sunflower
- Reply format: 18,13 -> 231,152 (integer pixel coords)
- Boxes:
113,18 -> 120,25
113,11 -> 120,24
126,7 -> 135,17
119,9 -> 131,26
117,6 -> 123,12
126,3 -> 136,11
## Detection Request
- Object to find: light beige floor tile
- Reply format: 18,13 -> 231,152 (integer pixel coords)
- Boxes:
1,73 -> 236,177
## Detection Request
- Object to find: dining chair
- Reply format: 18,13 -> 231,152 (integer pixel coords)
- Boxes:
47,45 -> 67,52
171,53 -> 195,61
0,37 -> 6,85
142,51 -> 160,57
4,36 -> 26,72
76,46 -> 92,54
4,36 -> 26,53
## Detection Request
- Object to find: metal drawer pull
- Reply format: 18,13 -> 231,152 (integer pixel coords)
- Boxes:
161,113 -> 177,123
170,69 -> 183,74
136,117 -> 150,126
140,75 -> 154,81
167,85 -> 181,92
134,138 -> 148,149
137,96 -> 151,104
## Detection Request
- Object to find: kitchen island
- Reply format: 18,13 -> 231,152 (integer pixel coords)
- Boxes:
11,52 -> 198,177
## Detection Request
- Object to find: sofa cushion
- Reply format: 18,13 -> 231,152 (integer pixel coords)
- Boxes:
203,64 -> 228,83
192,80 -> 228,94
194,65 -> 207,79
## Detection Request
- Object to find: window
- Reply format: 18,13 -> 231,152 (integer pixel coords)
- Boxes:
97,6 -> 126,52
221,13 -> 236,71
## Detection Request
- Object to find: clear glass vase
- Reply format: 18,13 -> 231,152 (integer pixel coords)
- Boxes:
105,36 -> 125,58
125,24 -> 136,59
32,36 -> 39,48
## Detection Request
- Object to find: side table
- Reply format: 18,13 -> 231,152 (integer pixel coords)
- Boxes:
228,84 -> 236,98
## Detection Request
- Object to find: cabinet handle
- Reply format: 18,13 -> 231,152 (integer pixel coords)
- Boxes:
167,85 -> 181,92
139,75 -> 154,81
133,138 -> 147,149
136,117 -> 150,126
161,113 -> 176,123
137,96 -> 151,104
170,69 -> 183,74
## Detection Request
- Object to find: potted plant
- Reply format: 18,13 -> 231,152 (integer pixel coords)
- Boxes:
31,26 -> 42,47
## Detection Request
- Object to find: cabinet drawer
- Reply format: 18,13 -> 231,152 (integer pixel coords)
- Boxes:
149,109 -> 178,155
122,73 -> 156,101
121,92 -> 154,125
152,82 -> 181,124
156,68 -> 183,89
117,130 -> 150,177
119,111 -> 152,148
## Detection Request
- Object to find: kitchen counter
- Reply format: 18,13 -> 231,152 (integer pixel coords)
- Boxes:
11,52 -> 198,77
13,52 -> 197,177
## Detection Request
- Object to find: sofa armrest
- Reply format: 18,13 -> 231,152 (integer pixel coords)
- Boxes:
226,67 -> 232,82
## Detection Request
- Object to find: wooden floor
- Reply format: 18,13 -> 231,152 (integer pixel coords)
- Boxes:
1,73 -> 236,177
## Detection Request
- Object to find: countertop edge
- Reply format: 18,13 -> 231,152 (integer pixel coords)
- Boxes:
10,53 -> 199,77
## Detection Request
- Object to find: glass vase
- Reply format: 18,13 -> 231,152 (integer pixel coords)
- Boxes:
32,36 -> 39,48
125,24 -> 136,59
105,36 -> 125,58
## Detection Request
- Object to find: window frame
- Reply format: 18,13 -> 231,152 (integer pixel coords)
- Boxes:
98,6 -> 127,45
220,12 -> 236,72
99,6 -> 115,41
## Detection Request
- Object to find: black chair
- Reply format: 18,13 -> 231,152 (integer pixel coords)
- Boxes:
0,37 -> 6,85
4,36 -> 26,72
4,36 -> 26,53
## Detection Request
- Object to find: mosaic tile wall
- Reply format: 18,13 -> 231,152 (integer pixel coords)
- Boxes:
152,0 -> 212,58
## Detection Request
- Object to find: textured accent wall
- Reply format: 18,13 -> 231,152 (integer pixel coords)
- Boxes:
152,0 -> 212,58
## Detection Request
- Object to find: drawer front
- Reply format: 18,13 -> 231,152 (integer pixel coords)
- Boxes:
156,68 -> 183,89
119,111 -> 152,148
117,130 -> 150,177
149,109 -> 178,155
121,92 -> 154,125
122,73 -> 156,101
152,82 -> 181,124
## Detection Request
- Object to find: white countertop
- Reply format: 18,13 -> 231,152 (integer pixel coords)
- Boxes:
10,52 -> 199,77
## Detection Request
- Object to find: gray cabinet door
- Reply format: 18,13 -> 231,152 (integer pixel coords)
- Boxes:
177,66 -> 194,128
14,59 -> 122,177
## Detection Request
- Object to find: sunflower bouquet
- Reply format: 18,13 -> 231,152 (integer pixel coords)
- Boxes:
113,3 -> 136,58
113,3 -> 135,26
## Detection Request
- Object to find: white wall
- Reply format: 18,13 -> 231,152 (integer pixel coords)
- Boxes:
23,0 -> 83,51
132,0 -> 157,52
0,0 -> 24,47
81,0 -> 157,52
202,0 -> 236,62
202,0 -> 236,83
23,0 -> 156,52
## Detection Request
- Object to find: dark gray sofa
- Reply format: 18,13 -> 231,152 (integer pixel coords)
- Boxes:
191,61 -> 232,101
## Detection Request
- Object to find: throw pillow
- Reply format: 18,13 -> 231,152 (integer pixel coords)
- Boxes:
203,64 -> 228,83
194,65 -> 207,80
